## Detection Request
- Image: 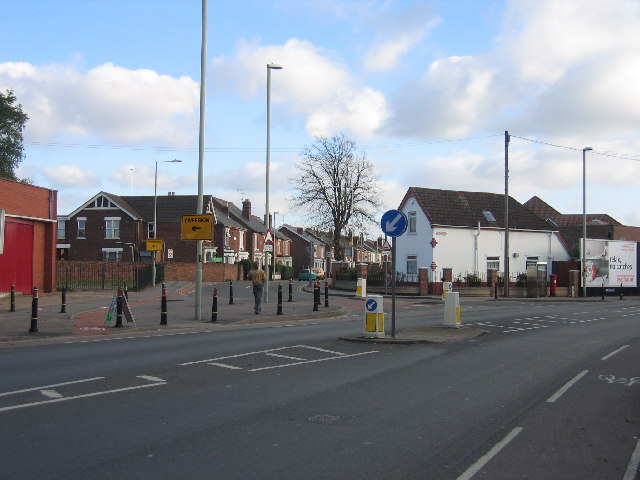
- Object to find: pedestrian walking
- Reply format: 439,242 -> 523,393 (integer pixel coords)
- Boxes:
247,266 -> 266,314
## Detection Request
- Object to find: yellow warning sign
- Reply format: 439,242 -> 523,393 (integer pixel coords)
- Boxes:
181,214 -> 213,240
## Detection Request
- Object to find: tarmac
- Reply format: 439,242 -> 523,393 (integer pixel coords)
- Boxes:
0,282 -> 625,346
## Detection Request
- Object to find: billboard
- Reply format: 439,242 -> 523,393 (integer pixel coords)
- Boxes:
583,239 -> 637,287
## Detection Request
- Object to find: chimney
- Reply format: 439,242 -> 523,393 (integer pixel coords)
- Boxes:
242,199 -> 251,219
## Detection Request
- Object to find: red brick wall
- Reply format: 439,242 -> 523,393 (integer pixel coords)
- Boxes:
165,262 -> 242,282
0,178 -> 57,292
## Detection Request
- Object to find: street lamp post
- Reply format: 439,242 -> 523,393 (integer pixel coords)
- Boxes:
153,159 -> 182,287
265,62 -> 282,303
582,147 -> 593,298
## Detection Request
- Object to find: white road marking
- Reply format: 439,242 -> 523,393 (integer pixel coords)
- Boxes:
137,375 -> 166,383
547,370 -> 589,403
208,362 -> 243,370
0,377 -> 104,397
623,439 -> 640,480
248,351 -> 378,372
457,427 -> 523,480
0,380 -> 166,413
266,353 -> 307,361
40,390 -> 63,399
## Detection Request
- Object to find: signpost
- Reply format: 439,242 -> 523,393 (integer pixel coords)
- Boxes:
264,229 -> 274,302
380,209 -> 408,337
146,239 -> 163,251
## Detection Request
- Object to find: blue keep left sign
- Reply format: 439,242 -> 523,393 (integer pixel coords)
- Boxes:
381,209 -> 408,237
366,298 -> 378,312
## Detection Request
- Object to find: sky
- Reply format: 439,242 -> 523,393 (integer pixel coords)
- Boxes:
2,0 -> 640,234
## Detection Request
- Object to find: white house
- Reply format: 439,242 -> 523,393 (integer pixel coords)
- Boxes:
396,187 -> 570,282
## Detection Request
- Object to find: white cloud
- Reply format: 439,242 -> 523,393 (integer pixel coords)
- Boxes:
0,61 -> 200,146
41,165 -> 99,188
212,38 -> 389,138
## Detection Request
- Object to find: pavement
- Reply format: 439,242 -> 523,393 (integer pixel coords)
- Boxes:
0,282 -> 629,345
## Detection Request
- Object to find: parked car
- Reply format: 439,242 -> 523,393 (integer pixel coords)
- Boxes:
297,269 -> 316,281
312,268 -> 325,279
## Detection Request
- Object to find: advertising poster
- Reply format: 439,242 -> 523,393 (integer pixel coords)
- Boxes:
583,240 -> 636,287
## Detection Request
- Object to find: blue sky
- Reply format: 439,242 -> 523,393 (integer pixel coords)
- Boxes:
2,0 -> 640,232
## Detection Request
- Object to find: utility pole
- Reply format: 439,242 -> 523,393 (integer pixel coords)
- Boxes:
504,130 -> 510,298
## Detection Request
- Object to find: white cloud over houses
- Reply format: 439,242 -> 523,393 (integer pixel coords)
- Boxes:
212,38 -> 390,138
0,61 -> 200,146
41,165 -> 99,188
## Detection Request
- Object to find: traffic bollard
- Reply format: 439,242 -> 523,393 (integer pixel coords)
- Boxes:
494,283 -> 498,300
621,283 -> 624,300
277,283 -> 283,315
60,287 -> 67,313
288,279 -> 293,302
324,281 -> 329,307
229,281 -> 234,305
160,282 -> 168,325
601,282 -> 605,301
10,284 -> 15,312
29,287 -> 39,333
210,288 -> 218,322
313,282 -> 320,311
115,288 -> 123,328
123,285 -> 128,301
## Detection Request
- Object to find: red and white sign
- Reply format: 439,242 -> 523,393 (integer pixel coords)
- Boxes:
381,239 -> 391,251
264,229 -> 274,244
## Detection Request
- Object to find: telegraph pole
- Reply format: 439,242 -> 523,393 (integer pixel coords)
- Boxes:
504,130 -> 510,298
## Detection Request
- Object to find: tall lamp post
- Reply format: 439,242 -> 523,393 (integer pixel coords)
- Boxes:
265,62 -> 282,303
153,159 -> 182,287
582,147 -> 592,297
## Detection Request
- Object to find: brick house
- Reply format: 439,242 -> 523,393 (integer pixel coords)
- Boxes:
57,192 -> 247,264
279,225 -> 327,272
212,197 -> 292,268
0,177 -> 57,294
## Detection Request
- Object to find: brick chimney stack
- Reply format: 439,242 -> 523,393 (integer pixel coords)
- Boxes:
242,199 -> 251,219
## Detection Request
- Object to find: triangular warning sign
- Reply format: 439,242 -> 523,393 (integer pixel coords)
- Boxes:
382,239 -> 391,251
264,229 -> 274,244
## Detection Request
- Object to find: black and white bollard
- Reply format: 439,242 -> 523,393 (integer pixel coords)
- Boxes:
313,282 -> 320,311
60,287 -> 67,313
324,281 -> 329,307
288,279 -> 293,302
229,281 -> 234,305
277,283 -> 283,315
160,283 -> 168,325
210,288 -> 218,322
29,287 -> 39,333
115,288 -> 124,328
10,284 -> 16,312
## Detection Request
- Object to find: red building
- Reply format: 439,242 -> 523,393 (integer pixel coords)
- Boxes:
0,178 -> 57,294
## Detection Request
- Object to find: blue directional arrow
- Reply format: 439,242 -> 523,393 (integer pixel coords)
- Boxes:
380,209 -> 408,237
366,298 -> 378,311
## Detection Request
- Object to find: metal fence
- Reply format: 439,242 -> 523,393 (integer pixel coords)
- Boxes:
56,261 -> 163,291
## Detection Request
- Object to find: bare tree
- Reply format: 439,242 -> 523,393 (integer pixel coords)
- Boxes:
290,133 -> 381,260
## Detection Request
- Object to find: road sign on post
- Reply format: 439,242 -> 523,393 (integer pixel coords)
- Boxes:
146,239 -> 163,251
380,209 -> 408,338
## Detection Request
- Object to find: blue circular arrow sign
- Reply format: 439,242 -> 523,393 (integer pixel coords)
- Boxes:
366,298 -> 378,312
380,209 -> 408,237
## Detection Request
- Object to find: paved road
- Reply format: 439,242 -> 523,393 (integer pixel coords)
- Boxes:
1,296 -> 639,479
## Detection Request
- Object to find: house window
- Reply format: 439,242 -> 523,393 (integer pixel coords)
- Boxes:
407,255 -> 418,276
105,217 -> 120,239
487,256 -> 500,271
148,222 -> 155,239
224,228 -> 230,247
77,218 -> 86,239
408,211 -> 417,233
526,256 -> 539,268
57,220 -> 66,239
239,231 -> 245,250
102,248 -> 123,262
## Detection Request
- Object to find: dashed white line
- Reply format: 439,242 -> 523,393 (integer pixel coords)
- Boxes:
0,377 -> 104,397
547,370 -> 589,403
40,390 -> 63,399
602,345 -> 629,361
457,427 -> 523,480
623,439 -> 640,480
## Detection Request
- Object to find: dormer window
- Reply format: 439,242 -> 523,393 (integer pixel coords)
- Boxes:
88,195 -> 117,208
482,210 -> 496,222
